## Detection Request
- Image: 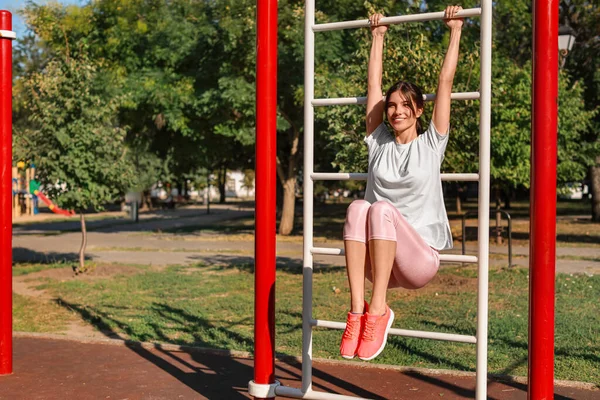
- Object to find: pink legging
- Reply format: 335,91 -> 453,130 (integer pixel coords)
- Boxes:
343,199 -> 440,289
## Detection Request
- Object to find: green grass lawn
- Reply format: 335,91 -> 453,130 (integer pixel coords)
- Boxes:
13,293 -> 72,333
14,261 -> 600,384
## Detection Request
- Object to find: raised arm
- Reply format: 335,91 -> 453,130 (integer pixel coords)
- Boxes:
366,13 -> 388,136
432,5 -> 464,135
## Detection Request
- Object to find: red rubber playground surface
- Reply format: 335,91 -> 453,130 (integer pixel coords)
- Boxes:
0,335 -> 597,400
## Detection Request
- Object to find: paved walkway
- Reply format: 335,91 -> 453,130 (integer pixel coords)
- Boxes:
0,335 -> 597,400
12,204 -> 600,275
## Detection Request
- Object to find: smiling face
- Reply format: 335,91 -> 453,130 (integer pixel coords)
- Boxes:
386,90 -> 423,135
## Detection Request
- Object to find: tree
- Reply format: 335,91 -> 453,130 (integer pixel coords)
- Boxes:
475,0 -> 600,218
17,0 -> 380,235
207,0 -> 412,234
19,0 -> 597,233
20,0 -> 255,206
560,0 -> 600,221
18,52 -> 133,273
126,140 -> 167,210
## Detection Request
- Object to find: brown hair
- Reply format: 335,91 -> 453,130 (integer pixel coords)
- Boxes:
384,81 -> 424,135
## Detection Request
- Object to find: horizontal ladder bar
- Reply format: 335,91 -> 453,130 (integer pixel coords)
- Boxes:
311,172 -> 480,182
313,8 -> 482,32
277,386 -> 367,400
311,247 -> 478,264
312,319 -> 477,344
312,92 -> 480,107
0,30 -> 17,40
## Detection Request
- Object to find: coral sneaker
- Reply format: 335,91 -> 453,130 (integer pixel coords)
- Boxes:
339,302 -> 369,359
357,305 -> 395,361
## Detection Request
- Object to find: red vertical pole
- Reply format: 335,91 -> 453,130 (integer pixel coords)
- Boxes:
0,10 -> 14,376
254,0 -> 277,398
529,0 -> 558,398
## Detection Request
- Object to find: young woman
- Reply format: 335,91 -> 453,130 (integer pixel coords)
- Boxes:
339,6 -> 464,361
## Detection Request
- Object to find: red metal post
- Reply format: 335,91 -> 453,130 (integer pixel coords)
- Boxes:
254,0 -> 277,398
0,10 -> 14,376
529,0 -> 558,398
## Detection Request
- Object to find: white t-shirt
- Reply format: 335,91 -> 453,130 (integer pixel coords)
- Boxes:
364,121 -> 453,251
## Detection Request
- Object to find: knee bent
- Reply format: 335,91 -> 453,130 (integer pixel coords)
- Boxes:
345,199 -> 371,220
368,200 -> 397,221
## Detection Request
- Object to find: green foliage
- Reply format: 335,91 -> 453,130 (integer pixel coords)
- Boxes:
557,72 -> 599,186
18,53 -> 133,212
126,140 -> 168,193
14,0 -> 598,210
314,5 -> 597,193
491,63 -> 598,189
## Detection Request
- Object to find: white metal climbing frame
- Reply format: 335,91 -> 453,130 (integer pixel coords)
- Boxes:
276,3 -> 492,400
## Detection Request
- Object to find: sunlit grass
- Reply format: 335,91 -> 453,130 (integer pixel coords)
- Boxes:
15,262 -> 599,384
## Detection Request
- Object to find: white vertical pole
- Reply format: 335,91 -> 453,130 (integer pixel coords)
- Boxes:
302,0 -> 316,394
476,0 -> 492,398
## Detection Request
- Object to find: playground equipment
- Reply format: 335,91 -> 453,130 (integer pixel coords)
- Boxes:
306,6 -> 489,400
11,164 -> 75,218
251,0 -> 559,399
29,180 -> 75,217
0,2 -> 560,397
11,163 -> 37,217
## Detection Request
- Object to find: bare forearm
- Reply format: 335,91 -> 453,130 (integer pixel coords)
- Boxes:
433,27 -> 462,134
439,28 -> 462,83
365,14 -> 388,134
368,34 -> 385,90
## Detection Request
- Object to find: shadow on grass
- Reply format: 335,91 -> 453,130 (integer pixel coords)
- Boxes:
182,254 -> 346,275
388,337 -> 474,372
275,310 -> 303,334
12,247 -> 91,264
497,336 -> 600,366
54,298 -> 386,399
416,319 -> 476,336
394,345 -> 584,399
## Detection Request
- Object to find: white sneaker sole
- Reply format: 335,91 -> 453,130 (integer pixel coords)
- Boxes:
357,308 -> 395,361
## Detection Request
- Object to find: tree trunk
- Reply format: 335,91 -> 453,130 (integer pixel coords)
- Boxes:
76,212 -> 87,274
278,177 -> 296,235
591,156 -> 600,222
206,171 -> 211,215
276,110 -> 301,237
455,195 -> 462,214
177,181 -> 183,202
141,190 -> 152,211
218,165 -> 227,204
503,187 -> 512,210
